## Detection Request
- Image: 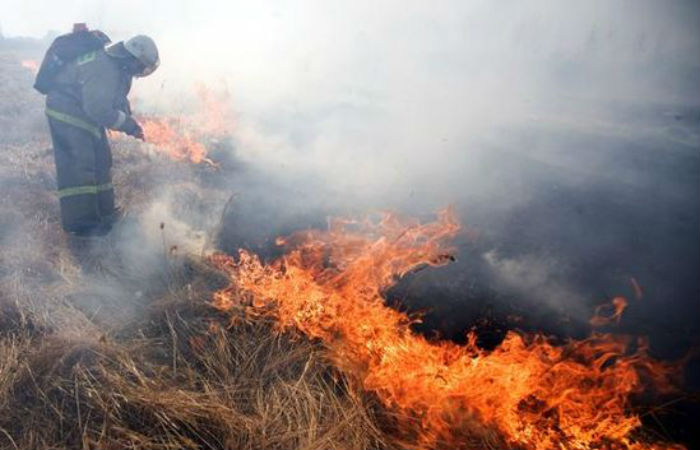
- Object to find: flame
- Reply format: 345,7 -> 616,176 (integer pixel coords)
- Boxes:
631,277 -> 644,300
590,296 -> 629,327
193,83 -> 235,137
21,59 -> 39,73
140,117 -> 211,164
112,85 -> 233,165
211,209 -> 683,450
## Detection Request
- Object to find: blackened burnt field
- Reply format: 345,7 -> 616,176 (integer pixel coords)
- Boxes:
221,108 -> 700,351
220,99 -> 700,446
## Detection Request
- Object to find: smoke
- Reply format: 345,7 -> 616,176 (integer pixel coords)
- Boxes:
1,1 -> 699,337
483,250 -> 588,318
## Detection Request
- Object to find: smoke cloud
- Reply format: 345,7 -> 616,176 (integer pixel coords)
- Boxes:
1,0 -> 698,339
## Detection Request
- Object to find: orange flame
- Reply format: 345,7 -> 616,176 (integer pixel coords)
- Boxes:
193,82 -> 235,137
113,85 -> 233,165
590,296 -> 629,327
140,117 -> 211,165
21,59 -> 39,73
211,209 -> 683,450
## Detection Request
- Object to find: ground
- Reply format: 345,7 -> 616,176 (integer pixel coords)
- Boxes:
0,35 -> 698,450
0,39 -> 405,450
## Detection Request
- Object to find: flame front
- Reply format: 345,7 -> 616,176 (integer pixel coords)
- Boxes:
113,85 -> 233,165
212,209 -> 682,450
140,117 -> 210,164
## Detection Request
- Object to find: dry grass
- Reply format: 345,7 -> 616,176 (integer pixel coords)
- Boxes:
0,47 -> 408,450
0,277 -> 396,450
0,40 -> 691,450
0,150 -> 402,449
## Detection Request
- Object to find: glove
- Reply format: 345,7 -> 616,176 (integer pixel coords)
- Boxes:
122,116 -> 144,141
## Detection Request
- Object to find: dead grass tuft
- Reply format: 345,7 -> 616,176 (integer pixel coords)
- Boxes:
0,265 -> 400,450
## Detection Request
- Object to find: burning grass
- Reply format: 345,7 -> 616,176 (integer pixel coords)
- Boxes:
0,50 -> 397,446
0,58 -> 404,445
211,210 -> 686,450
0,47 -> 691,450
0,283 -> 393,450
0,149 -> 400,450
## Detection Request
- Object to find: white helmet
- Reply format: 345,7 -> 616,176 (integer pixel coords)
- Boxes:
123,35 -> 160,77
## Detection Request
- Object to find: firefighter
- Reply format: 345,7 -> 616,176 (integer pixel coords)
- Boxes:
44,34 -> 159,236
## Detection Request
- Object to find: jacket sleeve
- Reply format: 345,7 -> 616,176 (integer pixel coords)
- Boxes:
80,64 -> 129,130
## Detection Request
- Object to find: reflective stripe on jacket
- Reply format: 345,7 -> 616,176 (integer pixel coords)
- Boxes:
45,107 -> 102,139
57,183 -> 113,199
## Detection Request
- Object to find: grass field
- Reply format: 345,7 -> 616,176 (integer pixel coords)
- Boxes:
1,36 -> 695,450
0,45 -> 425,450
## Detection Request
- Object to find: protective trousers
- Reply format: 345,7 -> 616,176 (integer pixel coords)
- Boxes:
47,112 -> 114,234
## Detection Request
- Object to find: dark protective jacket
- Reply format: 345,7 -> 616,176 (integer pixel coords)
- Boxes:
47,48 -> 134,134
44,49 -> 134,234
